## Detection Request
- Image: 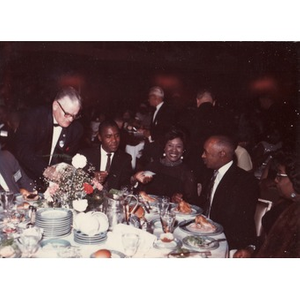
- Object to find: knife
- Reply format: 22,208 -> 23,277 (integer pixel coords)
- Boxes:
179,219 -> 194,229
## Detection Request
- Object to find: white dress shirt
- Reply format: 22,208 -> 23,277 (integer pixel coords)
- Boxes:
100,146 -> 115,171
0,173 -> 9,191
49,118 -> 62,165
208,160 -> 233,218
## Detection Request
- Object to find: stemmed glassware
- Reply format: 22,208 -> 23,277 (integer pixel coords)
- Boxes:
122,233 -> 140,258
160,210 -> 176,234
157,196 -> 170,215
0,191 -> 15,215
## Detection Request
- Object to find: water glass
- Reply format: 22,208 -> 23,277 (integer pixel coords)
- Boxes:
160,211 -> 176,233
157,196 -> 170,214
0,191 -> 14,212
122,233 -> 140,258
20,235 -> 40,257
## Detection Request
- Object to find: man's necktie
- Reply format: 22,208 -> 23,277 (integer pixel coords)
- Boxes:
105,153 -> 112,172
204,170 -> 218,217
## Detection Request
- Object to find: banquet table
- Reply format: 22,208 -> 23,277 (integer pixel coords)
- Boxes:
1,196 -> 229,258
32,207 -> 228,258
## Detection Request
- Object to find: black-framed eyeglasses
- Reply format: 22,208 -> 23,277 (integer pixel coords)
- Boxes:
56,101 -> 81,120
276,173 -> 288,180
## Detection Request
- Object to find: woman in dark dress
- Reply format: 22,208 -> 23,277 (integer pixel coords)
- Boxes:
131,127 -> 198,204
261,151 -> 297,235
255,152 -> 300,257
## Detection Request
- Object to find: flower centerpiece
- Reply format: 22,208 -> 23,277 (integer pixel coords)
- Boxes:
43,154 -> 103,210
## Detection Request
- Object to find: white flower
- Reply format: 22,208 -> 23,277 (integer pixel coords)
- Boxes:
72,154 -> 87,169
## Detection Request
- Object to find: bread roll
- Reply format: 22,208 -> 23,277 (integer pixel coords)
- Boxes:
93,249 -> 111,258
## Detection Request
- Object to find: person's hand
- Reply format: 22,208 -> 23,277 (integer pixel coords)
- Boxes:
141,129 -> 150,138
94,171 -> 109,184
134,171 -> 153,184
233,248 -> 254,258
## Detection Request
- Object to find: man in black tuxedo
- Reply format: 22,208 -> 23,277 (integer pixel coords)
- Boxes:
199,135 -> 258,253
12,86 -> 83,187
78,119 -> 132,191
139,86 -> 176,167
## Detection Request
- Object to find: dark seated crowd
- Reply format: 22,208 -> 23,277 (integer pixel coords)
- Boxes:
1,86 -> 299,258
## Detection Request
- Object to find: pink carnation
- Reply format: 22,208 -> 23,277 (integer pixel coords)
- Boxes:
92,178 -> 103,191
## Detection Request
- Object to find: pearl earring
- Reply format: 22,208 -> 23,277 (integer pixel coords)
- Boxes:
291,192 -> 296,198
163,153 -> 166,157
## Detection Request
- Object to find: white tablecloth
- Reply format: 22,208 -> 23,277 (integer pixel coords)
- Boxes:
34,210 -> 228,258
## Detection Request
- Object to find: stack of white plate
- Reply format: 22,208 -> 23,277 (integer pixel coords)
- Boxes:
73,230 -> 107,245
36,208 -> 73,237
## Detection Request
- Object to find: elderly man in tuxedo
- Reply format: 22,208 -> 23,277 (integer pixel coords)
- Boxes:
139,86 -> 176,168
199,135 -> 259,253
78,119 -> 132,191
12,86 -> 83,187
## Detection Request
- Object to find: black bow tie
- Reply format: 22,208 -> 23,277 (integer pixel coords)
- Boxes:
53,124 -> 60,127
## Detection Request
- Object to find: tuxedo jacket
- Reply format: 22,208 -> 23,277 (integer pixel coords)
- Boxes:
79,145 -> 133,191
150,102 -> 176,142
200,163 -> 259,250
0,150 -> 34,193
12,105 -> 83,181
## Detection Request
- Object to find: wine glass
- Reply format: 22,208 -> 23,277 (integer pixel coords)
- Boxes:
122,233 -> 140,258
20,234 -> 40,257
157,196 -> 170,215
160,211 -> 176,233
0,191 -> 15,214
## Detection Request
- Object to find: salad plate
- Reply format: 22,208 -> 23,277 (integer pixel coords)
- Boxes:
40,238 -> 71,249
182,235 -> 220,250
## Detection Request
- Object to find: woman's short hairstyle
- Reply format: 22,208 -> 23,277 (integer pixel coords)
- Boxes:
274,151 -> 300,194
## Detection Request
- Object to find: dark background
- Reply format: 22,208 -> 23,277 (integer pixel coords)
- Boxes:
0,41 -> 299,116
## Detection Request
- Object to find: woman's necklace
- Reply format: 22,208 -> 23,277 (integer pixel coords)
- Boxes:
160,157 -> 183,167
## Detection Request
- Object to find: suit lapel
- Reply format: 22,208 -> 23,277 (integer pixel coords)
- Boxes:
211,165 -> 236,212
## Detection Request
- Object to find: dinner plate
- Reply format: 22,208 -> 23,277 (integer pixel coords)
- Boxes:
153,237 -> 182,250
90,250 -> 125,258
40,238 -> 71,249
37,208 -> 72,219
178,218 -> 223,236
182,235 -> 219,250
169,203 -> 203,217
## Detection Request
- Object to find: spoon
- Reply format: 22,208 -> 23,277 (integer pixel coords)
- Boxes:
205,238 -> 227,246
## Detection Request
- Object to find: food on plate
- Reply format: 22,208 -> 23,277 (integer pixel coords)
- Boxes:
17,202 -> 30,210
175,199 -> 192,214
23,193 -> 39,201
184,236 -> 212,248
189,215 -> 216,232
93,249 -> 112,258
129,204 -> 145,219
139,191 -> 157,203
160,232 -> 174,243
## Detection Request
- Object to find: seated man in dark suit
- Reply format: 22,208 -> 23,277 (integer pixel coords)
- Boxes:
78,119 -> 133,191
199,135 -> 259,254
0,148 -> 34,194
11,86 -> 84,189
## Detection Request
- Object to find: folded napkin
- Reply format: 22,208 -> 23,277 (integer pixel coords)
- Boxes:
106,224 -> 157,257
